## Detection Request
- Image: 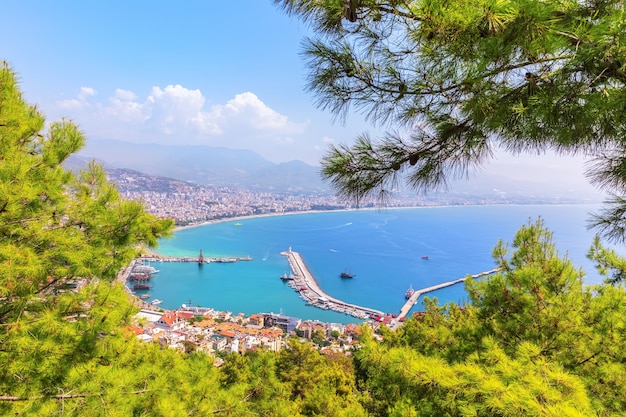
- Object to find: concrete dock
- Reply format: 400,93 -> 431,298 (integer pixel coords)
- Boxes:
281,248 -> 385,319
398,268 -> 501,319
140,255 -> 252,264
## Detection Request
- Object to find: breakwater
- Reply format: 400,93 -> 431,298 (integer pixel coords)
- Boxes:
398,268 -> 501,319
281,248 -> 385,319
140,255 -> 252,264
282,248 -> 501,321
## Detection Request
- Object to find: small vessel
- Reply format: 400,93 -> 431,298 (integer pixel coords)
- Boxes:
234,222 -> 243,226
133,264 -> 159,275
133,283 -> 151,290
340,270 -> 355,278
280,272 -> 295,281
151,299 -> 163,305
421,255 -> 429,260
198,249 -> 204,266
405,285 -> 415,299
127,272 -> 152,281
139,294 -> 150,300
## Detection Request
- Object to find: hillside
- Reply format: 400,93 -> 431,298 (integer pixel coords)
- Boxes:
76,139 -> 604,202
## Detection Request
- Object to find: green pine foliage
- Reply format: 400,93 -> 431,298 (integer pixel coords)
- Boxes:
4,57 -> 626,415
274,0 -> 626,242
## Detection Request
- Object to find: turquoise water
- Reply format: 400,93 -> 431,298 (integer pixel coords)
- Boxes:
139,204 -> 611,323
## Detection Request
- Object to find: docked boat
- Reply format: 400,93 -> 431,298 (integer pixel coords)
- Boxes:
128,272 -> 152,281
150,299 -> 163,305
340,270 -> 355,278
133,264 -> 159,275
139,294 -> 151,300
280,272 -> 295,281
133,283 -> 151,290
405,285 -> 415,299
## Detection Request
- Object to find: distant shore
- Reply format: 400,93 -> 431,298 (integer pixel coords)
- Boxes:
173,207 -> 368,231
170,201 -> 594,232
171,204 -> 460,232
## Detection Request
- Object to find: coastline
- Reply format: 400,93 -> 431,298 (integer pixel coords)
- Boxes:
173,208 -> 361,231
170,201 -> 596,232
129,203 -> 602,323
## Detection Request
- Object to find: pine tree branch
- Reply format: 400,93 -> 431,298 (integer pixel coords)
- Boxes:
0,389 -> 151,402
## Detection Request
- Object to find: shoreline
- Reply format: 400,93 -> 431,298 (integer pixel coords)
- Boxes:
129,203 -> 601,323
171,201 -> 596,232
173,208 -> 365,231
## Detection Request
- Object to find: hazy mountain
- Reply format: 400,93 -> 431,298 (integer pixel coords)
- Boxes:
73,138 -> 605,201
76,139 -> 329,192
445,171 -> 605,202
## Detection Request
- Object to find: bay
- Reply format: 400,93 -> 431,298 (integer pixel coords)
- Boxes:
141,204 -> 611,324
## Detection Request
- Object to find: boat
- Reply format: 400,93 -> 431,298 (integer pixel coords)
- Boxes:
405,285 -> 415,299
150,299 -> 163,305
128,272 -> 152,281
421,255 -> 429,260
133,283 -> 151,290
133,264 -> 159,275
234,222 -> 243,226
340,270 -> 355,278
139,294 -> 150,300
280,272 -> 295,281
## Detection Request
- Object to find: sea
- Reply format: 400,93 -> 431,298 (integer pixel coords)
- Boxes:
136,204 -> 615,324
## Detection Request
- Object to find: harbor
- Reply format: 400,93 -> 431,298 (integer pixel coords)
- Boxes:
122,246 -> 501,323
281,248 -> 386,320
281,247 -> 502,321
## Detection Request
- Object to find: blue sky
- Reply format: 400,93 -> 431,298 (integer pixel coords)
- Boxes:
0,0 -> 601,195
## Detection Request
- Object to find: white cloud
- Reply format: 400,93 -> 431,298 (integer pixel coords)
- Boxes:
57,86 -> 97,110
54,84 -> 311,161
79,87 -> 97,98
114,88 -> 136,101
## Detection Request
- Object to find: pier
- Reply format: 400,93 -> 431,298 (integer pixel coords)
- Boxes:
281,248 -> 385,320
397,268 -> 501,319
139,255 -> 252,264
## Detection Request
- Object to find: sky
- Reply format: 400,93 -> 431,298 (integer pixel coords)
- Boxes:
0,0 -> 602,194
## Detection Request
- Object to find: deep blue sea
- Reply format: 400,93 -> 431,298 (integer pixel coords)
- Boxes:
137,204 -> 613,324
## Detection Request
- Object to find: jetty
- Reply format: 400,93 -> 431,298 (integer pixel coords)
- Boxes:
397,268 -> 501,319
139,255 -> 252,264
281,248 -> 385,320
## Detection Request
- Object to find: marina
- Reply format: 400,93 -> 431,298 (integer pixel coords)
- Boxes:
281,248 -> 385,319
127,247 -> 502,322
130,205 -> 602,323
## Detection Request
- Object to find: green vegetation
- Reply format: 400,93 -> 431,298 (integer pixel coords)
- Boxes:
4,42 -> 626,415
274,0 -> 626,242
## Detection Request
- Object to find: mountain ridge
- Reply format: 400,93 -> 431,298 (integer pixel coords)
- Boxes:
74,138 -> 605,201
